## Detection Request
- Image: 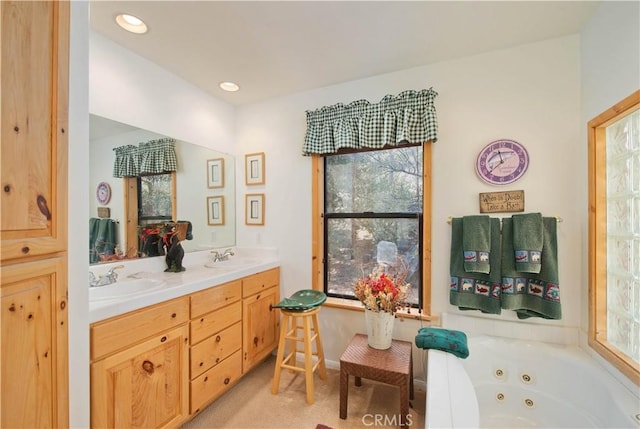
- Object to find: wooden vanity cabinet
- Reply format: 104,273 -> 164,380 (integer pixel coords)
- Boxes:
189,280 -> 243,414
1,2 -> 70,427
90,297 -> 190,429
242,268 -> 280,373
89,268 -> 281,426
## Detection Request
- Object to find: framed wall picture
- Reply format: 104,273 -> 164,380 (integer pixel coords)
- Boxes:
245,193 -> 264,225
245,152 -> 265,185
207,158 -> 225,188
207,196 -> 225,225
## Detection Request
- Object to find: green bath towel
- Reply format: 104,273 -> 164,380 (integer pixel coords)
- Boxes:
501,217 -> 561,320
415,327 -> 469,359
462,215 -> 492,274
512,212 -> 543,273
450,217 -> 502,315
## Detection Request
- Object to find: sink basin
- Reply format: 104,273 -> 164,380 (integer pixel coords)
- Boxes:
90,278 -> 166,301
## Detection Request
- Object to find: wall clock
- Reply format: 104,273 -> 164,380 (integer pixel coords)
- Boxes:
96,181 -> 111,205
476,139 -> 529,185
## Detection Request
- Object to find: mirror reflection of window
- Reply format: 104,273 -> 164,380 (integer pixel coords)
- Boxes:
138,173 -> 172,223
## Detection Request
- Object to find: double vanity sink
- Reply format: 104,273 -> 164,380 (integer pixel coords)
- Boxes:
89,247 -> 282,427
89,248 -> 279,323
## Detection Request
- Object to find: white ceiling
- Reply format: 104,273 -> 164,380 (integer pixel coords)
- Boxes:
89,1 -> 599,106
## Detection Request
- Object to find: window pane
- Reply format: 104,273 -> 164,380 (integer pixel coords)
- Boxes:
606,109 -> 640,362
325,146 -> 422,213
326,217 -> 421,306
139,173 -> 172,219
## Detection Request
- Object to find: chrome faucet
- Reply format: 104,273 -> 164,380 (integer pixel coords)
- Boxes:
89,265 -> 124,287
210,248 -> 235,263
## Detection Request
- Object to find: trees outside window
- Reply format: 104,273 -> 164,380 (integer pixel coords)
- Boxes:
323,146 -> 423,308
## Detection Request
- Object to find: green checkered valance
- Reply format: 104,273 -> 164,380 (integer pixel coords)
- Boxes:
112,145 -> 139,178
303,88 -> 438,156
113,138 -> 177,178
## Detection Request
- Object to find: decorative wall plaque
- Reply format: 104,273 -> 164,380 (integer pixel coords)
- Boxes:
479,190 -> 525,213
97,207 -> 111,218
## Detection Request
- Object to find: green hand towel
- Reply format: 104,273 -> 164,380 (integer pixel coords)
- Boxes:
513,212 -> 543,273
89,218 -> 118,263
501,217 -> 561,320
462,215 -> 492,274
415,327 -> 469,359
450,217 -> 502,315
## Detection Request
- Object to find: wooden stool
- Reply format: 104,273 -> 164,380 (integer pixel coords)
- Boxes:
271,306 -> 327,404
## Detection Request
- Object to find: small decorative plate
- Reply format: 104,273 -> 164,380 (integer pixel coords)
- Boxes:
476,139 -> 529,185
96,181 -> 111,205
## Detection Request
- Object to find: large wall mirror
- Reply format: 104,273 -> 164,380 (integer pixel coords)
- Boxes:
89,114 -> 235,265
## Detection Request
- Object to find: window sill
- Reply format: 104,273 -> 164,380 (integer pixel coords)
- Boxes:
322,296 -> 440,323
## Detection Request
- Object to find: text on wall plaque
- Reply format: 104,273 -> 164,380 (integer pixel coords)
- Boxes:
479,190 -> 525,213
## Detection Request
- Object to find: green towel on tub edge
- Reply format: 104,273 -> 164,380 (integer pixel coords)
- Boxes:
415,327 -> 469,359
501,217 -> 561,320
450,217 -> 502,315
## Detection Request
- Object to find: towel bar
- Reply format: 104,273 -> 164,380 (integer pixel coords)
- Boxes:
446,215 -> 562,224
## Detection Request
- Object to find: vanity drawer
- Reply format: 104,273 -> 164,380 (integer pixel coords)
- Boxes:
242,268 -> 280,298
190,349 -> 242,414
190,321 -> 241,379
191,279 -> 241,318
91,296 -> 189,360
190,300 -> 242,344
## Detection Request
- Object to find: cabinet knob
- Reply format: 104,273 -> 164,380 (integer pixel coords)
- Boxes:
199,362 -> 204,367
215,335 -> 221,342
224,377 -> 230,385
171,312 -> 177,318
160,336 -> 167,342
215,357 -> 220,364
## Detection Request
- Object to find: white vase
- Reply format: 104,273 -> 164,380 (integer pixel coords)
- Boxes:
364,308 -> 395,350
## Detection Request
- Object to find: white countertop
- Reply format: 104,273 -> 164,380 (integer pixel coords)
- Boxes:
89,247 -> 279,323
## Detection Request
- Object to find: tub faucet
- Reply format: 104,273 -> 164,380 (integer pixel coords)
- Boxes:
90,265 -> 124,287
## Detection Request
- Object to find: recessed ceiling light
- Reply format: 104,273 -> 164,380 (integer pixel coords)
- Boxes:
219,82 -> 240,92
115,13 -> 148,34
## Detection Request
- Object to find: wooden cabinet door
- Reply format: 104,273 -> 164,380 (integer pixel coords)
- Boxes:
91,325 -> 189,429
242,286 -> 279,373
0,257 -> 68,428
0,1 -> 69,261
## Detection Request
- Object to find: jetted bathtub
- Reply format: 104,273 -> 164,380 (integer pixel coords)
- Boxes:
426,334 -> 640,428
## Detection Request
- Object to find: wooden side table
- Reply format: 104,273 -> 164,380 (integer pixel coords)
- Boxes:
339,333 -> 414,428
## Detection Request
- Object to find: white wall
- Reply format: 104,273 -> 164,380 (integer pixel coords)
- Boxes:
68,3 -> 90,427
236,35 -> 583,374
578,1 -> 639,391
